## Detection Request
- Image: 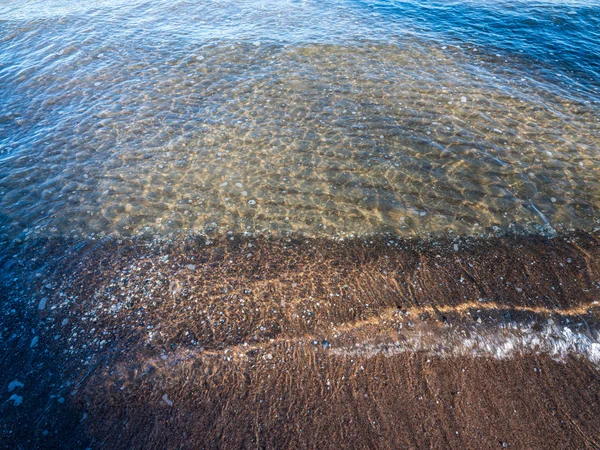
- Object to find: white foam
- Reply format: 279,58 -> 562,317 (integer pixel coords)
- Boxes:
330,323 -> 600,365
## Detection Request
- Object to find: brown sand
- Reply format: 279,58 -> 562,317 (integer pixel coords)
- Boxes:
1,232 -> 600,448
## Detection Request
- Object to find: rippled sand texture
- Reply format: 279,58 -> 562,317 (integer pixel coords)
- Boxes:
1,2 -> 600,240
1,233 -> 600,448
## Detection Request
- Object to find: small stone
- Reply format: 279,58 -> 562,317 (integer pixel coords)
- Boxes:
8,380 -> 24,392
61,318 -> 69,326
551,197 -> 557,203
162,394 -> 174,406
8,394 -> 23,406
248,199 -> 256,205
38,297 -> 47,311
30,336 -> 39,348
461,96 -> 467,103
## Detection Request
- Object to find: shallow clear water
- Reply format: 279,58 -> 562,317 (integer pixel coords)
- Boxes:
1,0 -> 600,239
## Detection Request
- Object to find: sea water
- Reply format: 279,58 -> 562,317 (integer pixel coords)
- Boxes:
1,0 -> 599,241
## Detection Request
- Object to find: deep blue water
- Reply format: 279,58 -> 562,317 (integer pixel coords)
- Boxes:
356,0 -> 600,83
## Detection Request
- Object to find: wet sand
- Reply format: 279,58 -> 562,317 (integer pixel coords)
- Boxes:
1,231 -> 600,448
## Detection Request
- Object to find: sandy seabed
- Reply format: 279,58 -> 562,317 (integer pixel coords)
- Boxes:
1,231 -> 600,449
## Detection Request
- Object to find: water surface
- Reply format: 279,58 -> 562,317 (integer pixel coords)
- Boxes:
1,0 -> 599,240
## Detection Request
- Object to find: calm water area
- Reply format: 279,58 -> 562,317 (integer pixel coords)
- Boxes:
1,0 -> 599,241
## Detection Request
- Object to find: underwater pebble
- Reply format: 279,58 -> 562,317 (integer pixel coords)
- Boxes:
38,297 -> 47,310
8,380 -> 24,392
8,394 -> 23,406
30,336 -> 39,348
162,394 -> 174,406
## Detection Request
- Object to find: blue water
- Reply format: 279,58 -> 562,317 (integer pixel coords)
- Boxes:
359,0 -> 600,83
0,0 -> 599,239
2,0 -> 599,79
